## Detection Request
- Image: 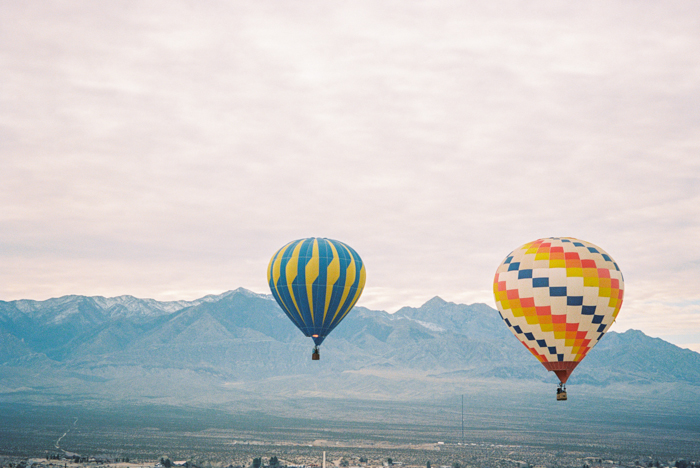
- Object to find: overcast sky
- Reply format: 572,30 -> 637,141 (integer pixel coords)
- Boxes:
2,1 -> 699,352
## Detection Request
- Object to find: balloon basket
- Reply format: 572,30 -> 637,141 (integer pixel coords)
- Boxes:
312,347 -> 320,360
556,384 -> 567,401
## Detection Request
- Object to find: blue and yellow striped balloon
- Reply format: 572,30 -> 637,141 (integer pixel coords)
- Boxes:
267,238 -> 366,349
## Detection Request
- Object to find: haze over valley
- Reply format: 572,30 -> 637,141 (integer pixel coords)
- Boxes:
2,290 -> 699,465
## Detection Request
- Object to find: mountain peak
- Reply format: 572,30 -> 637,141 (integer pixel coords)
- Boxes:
227,287 -> 273,300
423,296 -> 448,307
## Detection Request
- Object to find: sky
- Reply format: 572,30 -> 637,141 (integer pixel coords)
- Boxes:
2,1 -> 699,352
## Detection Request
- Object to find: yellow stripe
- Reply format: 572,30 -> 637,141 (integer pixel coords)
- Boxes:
336,263 -> 366,322
323,241 -> 341,325
268,241 -> 303,328
267,256 -> 275,284
285,241 -> 305,325
330,245 -> 356,324
305,239 -> 320,326
269,240 -> 294,286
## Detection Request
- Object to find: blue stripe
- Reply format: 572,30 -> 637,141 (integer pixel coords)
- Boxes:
331,242 -> 364,330
270,240 -> 305,331
292,238 -> 314,332
268,237 -> 365,346
326,239 -> 349,329
314,240 -> 331,330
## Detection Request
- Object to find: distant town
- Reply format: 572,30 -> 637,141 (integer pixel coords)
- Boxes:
2,443 -> 698,468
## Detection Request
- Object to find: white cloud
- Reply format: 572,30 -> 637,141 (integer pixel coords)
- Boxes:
1,0 -> 699,350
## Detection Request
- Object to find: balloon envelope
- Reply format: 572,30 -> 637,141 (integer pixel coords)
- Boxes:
493,237 -> 624,384
267,237 -> 366,346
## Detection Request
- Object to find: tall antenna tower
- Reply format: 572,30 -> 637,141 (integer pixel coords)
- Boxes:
461,394 -> 464,444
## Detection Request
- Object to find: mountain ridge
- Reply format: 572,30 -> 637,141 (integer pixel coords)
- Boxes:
1,289 -> 699,409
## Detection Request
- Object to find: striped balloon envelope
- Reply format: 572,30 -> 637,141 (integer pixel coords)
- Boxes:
493,237 -> 624,386
267,237 -> 366,358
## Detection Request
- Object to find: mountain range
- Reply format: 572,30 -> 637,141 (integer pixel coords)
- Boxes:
2,288 -> 700,411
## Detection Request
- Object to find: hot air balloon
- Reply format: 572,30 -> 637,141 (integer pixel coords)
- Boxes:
267,237 -> 366,360
493,237 -> 624,400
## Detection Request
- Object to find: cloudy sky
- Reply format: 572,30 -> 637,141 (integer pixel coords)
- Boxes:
2,1 -> 699,351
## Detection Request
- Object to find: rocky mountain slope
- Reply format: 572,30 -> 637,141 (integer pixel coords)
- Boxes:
1,288 -> 699,408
